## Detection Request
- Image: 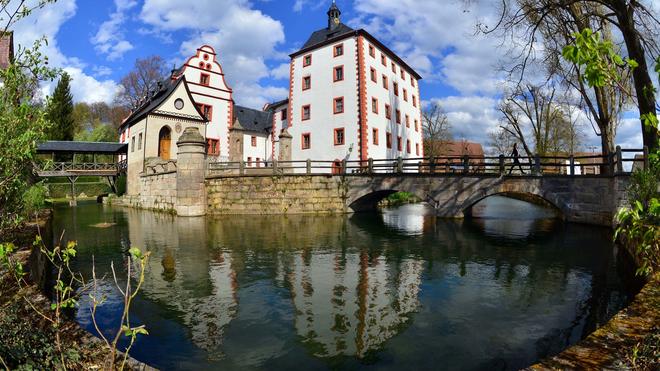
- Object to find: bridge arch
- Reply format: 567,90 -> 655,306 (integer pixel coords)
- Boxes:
462,191 -> 563,218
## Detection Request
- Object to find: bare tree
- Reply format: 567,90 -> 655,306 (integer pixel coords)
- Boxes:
488,128 -> 517,155
116,55 -> 168,109
422,103 -> 452,158
480,0 -> 659,151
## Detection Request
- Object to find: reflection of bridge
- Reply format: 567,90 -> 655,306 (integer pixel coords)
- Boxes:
35,141 -> 128,205
204,149 -> 647,226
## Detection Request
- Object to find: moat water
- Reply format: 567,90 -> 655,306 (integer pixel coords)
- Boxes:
50,197 -> 635,370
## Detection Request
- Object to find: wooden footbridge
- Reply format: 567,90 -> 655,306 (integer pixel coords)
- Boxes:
34,141 -> 128,205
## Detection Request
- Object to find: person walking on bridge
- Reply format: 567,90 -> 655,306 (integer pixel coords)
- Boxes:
508,143 -> 525,174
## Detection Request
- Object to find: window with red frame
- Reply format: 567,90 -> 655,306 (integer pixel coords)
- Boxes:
302,133 -> 311,149
251,136 -> 257,147
196,104 -> 213,120
413,95 -> 417,107
385,104 -> 391,119
334,66 -> 344,82
334,128 -> 345,145
281,109 -> 287,120
386,132 -> 392,148
200,73 -> 210,86
369,45 -> 375,57
396,109 -> 401,124
393,82 -> 399,96
381,54 -> 387,66
391,62 -> 396,73
382,74 -> 388,89
302,76 -> 311,90
302,105 -> 311,121
333,97 -> 344,114
401,69 -> 406,80
370,67 -> 377,82
207,139 -> 219,155
247,157 -> 252,166
412,78 -> 416,87
406,139 -> 411,154
397,136 -> 402,151
416,143 -> 420,156
303,54 -> 312,67
334,44 -> 343,57
371,97 -> 378,114
414,119 -> 419,132
405,114 -> 410,128
372,128 -> 379,145
403,89 -> 408,101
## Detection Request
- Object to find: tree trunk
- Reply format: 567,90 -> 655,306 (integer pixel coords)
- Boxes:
599,119 -> 615,175
613,1 -> 659,151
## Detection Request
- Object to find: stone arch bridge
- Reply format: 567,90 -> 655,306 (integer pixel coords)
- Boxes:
205,174 -> 631,226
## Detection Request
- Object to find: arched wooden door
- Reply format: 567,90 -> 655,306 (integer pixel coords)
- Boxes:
158,126 -> 172,160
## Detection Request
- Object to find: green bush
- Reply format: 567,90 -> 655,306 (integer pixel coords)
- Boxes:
116,175 -> 127,196
22,183 -> 48,218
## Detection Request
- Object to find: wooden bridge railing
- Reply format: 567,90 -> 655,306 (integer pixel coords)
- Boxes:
34,161 -> 127,176
207,146 -> 648,177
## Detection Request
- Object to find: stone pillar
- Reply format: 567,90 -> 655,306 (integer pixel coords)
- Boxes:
228,124 -> 244,162
176,127 -> 206,217
279,129 -> 292,173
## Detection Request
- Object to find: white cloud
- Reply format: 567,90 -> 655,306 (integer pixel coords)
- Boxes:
92,65 -> 113,77
12,0 -> 121,104
270,62 -> 290,80
140,0 -> 287,107
91,0 -> 138,60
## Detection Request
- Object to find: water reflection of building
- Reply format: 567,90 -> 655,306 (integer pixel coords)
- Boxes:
287,250 -> 423,358
124,209 -> 238,357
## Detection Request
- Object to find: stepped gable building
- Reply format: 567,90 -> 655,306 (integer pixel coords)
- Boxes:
120,2 -> 423,182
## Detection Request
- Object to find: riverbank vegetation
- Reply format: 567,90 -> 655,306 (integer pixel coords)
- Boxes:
380,192 -> 421,207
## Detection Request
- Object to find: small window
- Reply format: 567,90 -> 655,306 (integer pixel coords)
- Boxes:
393,82 -> 399,96
382,75 -> 388,90
200,73 -> 210,86
406,139 -> 411,154
334,66 -> 344,82
137,133 -> 142,150
381,53 -> 386,66
371,97 -> 378,114
247,157 -> 252,166
397,136 -> 402,151
302,75 -> 311,90
251,136 -> 257,147
386,132 -> 392,149
333,97 -> 344,114
370,67 -> 377,82
197,104 -> 213,120
303,54 -> 312,67
385,104 -> 391,119
207,139 -> 219,155
403,89 -> 408,102
391,62 -> 396,73
334,128 -> 345,145
131,136 -> 135,152
414,119 -> 419,132
334,44 -> 343,57
369,45 -> 375,58
405,114 -> 410,128
416,143 -> 420,156
396,109 -> 401,124
413,95 -> 417,107
372,128 -> 379,145
412,78 -> 416,87
302,105 -> 311,121
302,133 -> 311,149
256,158 -> 261,168
401,69 -> 406,80
281,109 -> 287,120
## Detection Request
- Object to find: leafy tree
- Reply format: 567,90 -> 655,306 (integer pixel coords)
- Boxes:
46,72 -> 74,141
116,55 -> 167,109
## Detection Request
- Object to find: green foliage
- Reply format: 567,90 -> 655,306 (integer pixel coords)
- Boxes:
562,28 -> 637,89
22,183 -> 48,217
383,192 -> 420,207
116,175 -> 127,196
0,38 -> 58,235
74,122 -> 118,142
46,72 -> 75,141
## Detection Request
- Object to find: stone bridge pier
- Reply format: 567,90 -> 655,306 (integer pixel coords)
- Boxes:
343,175 -> 630,226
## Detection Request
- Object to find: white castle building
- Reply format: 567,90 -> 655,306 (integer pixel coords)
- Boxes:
119,2 -> 423,182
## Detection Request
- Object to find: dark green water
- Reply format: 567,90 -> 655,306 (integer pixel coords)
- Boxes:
51,197 -> 633,370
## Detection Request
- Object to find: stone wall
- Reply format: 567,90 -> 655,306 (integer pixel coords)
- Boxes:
207,175 -> 346,214
117,171 -> 177,213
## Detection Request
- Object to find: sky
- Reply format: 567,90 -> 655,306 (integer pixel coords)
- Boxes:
10,0 -> 658,151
